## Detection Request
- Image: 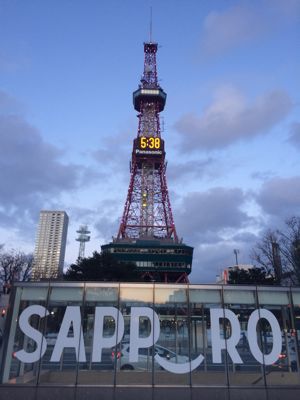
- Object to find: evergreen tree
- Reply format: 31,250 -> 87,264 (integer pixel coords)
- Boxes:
228,266 -> 276,285
64,251 -> 141,282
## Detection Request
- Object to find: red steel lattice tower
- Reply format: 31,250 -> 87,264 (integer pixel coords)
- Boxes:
101,41 -> 193,283
117,42 -> 178,242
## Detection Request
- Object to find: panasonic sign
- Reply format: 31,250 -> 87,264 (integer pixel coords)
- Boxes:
15,305 -> 282,374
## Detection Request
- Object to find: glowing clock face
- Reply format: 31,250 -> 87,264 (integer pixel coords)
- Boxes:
139,136 -> 161,149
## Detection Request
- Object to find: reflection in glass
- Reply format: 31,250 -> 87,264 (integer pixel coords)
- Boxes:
189,287 -> 227,386
154,286 -> 190,386
223,289 -> 264,387
1,283 -> 300,390
259,291 -> 300,386
77,285 -> 118,385
115,284 -> 154,385
4,287 -> 48,385
38,286 -> 84,385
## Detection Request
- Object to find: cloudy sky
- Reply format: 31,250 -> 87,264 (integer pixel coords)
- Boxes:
0,0 -> 299,282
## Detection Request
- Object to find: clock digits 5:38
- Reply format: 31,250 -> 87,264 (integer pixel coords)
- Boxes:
140,136 -> 161,149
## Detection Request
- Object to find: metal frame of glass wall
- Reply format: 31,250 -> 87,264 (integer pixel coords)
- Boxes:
1,282 -> 300,388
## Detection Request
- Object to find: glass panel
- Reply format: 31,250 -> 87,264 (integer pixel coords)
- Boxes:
3,284 -> 300,389
154,286 -> 190,386
21,287 -> 48,301
2,286 -> 49,385
120,284 -> 153,304
49,287 -> 83,302
189,288 -> 226,387
77,285 -> 119,385
258,290 -> 289,305
38,286 -> 84,385
223,289 -> 255,305
115,284 -> 154,386
85,285 -> 118,302
292,291 -> 300,305
292,302 -> 300,379
190,288 -> 221,303
223,291 -> 265,387
258,293 -> 300,386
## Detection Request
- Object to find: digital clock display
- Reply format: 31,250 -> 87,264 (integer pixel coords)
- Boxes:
139,136 -> 161,150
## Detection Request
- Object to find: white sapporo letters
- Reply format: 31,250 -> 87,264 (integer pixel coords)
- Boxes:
50,306 -> 86,362
15,305 -> 49,363
15,305 -> 282,373
92,306 -> 124,362
211,308 -> 243,364
129,307 -> 160,362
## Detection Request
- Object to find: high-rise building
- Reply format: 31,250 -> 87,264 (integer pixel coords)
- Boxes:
32,210 -> 69,280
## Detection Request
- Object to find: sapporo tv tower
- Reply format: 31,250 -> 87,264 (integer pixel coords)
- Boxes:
102,40 -> 193,283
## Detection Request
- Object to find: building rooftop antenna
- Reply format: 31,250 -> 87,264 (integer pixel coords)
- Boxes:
149,6 -> 153,42
76,225 -> 90,260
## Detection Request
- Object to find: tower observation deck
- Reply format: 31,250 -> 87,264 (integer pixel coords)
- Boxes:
102,42 -> 193,283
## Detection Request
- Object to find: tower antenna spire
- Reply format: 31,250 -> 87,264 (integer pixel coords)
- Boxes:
149,6 -> 152,42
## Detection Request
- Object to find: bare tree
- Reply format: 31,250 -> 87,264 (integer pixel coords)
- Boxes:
251,232 -> 276,273
0,250 -> 33,291
251,217 -> 300,285
278,216 -> 300,285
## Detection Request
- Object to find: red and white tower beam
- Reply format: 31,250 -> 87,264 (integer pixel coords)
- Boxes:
117,42 -> 178,242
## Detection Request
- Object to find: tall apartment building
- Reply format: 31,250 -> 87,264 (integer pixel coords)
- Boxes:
32,210 -> 69,280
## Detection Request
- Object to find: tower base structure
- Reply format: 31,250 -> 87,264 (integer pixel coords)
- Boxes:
101,237 -> 193,283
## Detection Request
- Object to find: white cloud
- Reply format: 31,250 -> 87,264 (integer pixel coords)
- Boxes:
167,157 -> 217,183
175,187 -> 253,244
0,90 -> 98,233
201,4 -> 263,56
200,1 -> 300,57
268,0 -> 300,20
174,87 -> 292,151
256,176 -> 300,218
0,89 -> 24,114
251,170 -> 276,182
288,122 -> 300,150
